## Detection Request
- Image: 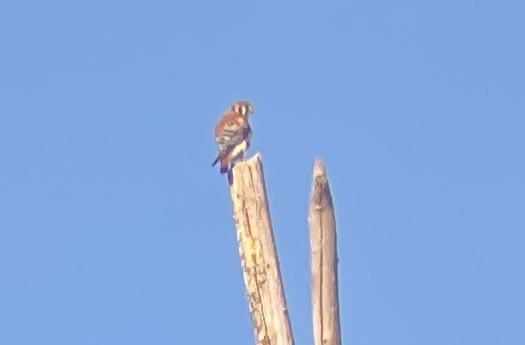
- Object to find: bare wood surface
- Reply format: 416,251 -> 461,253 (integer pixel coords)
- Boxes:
308,159 -> 341,345
228,154 -> 295,345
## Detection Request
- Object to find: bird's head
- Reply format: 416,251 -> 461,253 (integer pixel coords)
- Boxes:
232,100 -> 254,118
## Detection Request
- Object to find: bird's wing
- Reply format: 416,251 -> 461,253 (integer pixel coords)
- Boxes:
213,111 -> 251,164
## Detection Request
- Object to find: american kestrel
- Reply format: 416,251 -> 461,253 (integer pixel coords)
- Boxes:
212,100 -> 254,175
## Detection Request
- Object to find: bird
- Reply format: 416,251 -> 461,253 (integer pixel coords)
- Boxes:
212,100 -> 254,175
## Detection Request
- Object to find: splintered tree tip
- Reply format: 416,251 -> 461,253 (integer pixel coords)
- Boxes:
234,153 -> 262,170
247,153 -> 262,165
228,153 -> 263,185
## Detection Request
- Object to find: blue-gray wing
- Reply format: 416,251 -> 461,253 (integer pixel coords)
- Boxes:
216,124 -> 251,156
213,111 -> 251,163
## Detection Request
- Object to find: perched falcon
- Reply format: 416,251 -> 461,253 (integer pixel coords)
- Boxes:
212,100 -> 254,175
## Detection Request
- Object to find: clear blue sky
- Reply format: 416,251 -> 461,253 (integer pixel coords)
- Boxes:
1,1 -> 524,344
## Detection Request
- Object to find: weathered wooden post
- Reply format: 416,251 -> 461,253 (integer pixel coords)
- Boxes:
227,153 -> 295,345
309,159 -> 342,345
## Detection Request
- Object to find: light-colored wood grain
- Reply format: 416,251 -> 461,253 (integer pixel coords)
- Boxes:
228,154 -> 295,345
308,159 -> 341,345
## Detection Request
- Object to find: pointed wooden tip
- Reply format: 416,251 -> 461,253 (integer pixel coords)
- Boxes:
312,158 -> 328,185
313,158 -> 326,178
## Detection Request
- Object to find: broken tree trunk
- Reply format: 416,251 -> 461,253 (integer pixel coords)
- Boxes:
309,159 -> 341,345
228,154 -> 295,345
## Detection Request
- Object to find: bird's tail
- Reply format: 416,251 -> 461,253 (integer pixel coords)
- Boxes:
219,157 -> 229,175
211,155 -> 220,167
212,155 -> 230,175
